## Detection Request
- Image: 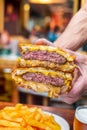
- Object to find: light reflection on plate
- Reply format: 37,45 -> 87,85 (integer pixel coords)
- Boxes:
44,111 -> 70,130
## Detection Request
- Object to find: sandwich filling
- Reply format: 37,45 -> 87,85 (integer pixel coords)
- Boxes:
22,50 -> 66,64
23,72 -> 64,86
17,58 -> 76,72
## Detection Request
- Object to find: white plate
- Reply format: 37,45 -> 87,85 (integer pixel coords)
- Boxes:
44,111 -> 70,130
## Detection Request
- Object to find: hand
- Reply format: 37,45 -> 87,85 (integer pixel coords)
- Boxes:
35,39 -> 87,104
59,51 -> 87,104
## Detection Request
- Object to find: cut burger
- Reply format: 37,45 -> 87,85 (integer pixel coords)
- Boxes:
12,43 -> 77,97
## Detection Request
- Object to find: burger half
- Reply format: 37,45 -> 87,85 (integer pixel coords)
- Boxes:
12,43 -> 76,97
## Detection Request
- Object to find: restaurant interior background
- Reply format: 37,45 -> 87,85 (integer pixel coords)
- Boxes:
0,0 -> 87,109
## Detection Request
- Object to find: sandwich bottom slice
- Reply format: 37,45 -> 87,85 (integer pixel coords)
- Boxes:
12,67 -> 73,97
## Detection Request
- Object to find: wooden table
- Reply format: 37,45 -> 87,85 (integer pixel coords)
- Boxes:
0,102 -> 75,130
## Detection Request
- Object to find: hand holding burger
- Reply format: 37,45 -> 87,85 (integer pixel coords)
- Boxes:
34,3 -> 87,103
12,43 -> 77,98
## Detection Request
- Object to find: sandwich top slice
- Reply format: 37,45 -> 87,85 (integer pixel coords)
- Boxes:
18,43 -> 76,72
19,43 -> 75,63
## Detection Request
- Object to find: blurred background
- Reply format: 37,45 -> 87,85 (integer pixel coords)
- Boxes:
0,0 -> 87,109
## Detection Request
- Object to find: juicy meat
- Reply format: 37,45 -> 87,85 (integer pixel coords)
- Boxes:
22,50 -> 66,64
23,73 -> 65,87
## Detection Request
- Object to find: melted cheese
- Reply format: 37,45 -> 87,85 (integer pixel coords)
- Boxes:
17,58 -> 76,72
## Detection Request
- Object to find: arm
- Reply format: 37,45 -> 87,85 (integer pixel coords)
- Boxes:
54,4 -> 87,50
35,4 -> 87,50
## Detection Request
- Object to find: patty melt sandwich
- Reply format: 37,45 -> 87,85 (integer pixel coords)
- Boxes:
12,43 -> 76,97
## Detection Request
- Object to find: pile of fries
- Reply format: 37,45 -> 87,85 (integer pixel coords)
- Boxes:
0,104 -> 61,130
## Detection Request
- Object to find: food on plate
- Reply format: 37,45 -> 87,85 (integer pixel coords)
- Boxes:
0,104 -> 61,130
12,43 -> 77,97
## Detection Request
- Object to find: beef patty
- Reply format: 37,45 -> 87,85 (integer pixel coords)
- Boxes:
22,50 -> 66,64
23,72 -> 65,87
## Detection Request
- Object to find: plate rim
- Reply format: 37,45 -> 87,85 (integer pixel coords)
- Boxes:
44,111 -> 70,130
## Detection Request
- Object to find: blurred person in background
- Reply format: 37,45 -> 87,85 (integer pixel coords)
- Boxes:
20,26 -> 30,39
0,31 -> 19,57
46,25 -> 60,42
4,4 -> 19,35
29,26 -> 40,43
82,43 -> 87,52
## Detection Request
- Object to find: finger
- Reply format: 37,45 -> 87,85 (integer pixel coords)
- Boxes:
59,94 -> 81,104
68,76 -> 85,96
60,76 -> 85,104
64,49 -> 87,64
75,54 -> 87,65
68,50 -> 87,64
64,50 -> 87,77
72,68 -> 80,86
35,38 -> 54,46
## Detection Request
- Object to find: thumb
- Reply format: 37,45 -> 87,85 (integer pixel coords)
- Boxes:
63,49 -> 87,64
35,38 -> 53,46
59,76 -> 85,104
69,76 -> 85,96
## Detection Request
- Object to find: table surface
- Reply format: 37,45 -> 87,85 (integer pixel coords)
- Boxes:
0,102 -> 75,130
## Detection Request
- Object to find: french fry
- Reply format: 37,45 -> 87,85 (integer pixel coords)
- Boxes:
0,119 -> 20,127
0,104 -> 61,130
0,111 -> 22,123
24,119 -> 48,129
45,122 -> 61,130
0,127 -> 26,130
